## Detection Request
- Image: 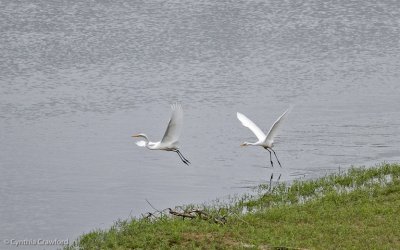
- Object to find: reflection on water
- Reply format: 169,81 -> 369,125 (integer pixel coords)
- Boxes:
1,0 -> 400,248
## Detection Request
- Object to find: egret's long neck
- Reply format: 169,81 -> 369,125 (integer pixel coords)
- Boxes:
140,134 -> 150,143
135,134 -> 151,148
247,142 -> 258,146
242,141 -> 258,146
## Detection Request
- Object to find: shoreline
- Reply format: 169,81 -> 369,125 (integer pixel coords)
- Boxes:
66,162 -> 400,249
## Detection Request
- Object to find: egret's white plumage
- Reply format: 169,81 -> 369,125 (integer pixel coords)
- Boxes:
236,112 -> 266,142
265,108 -> 290,146
237,108 -> 290,167
132,103 -> 190,165
161,103 -> 183,146
135,140 -> 147,147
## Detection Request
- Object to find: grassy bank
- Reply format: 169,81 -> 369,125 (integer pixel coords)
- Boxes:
67,163 -> 400,249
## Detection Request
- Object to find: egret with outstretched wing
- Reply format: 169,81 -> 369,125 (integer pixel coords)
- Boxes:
237,108 -> 290,167
132,103 -> 190,165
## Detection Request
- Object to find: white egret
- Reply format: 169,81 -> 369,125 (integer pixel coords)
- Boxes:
237,108 -> 290,167
132,103 -> 190,165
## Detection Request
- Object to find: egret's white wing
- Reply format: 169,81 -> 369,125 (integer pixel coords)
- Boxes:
161,103 -> 183,144
265,108 -> 290,143
237,112 -> 266,141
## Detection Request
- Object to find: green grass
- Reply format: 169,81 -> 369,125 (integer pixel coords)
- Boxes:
67,163 -> 400,249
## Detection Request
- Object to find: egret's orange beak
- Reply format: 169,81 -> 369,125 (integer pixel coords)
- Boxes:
131,134 -> 139,138
240,143 -> 245,147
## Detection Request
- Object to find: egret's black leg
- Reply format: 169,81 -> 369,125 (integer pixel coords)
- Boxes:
176,150 -> 187,163
175,150 -> 189,165
271,149 -> 282,168
175,150 -> 190,165
177,150 -> 191,164
266,148 -> 274,168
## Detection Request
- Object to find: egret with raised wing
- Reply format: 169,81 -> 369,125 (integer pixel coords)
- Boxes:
132,103 -> 190,165
237,108 -> 290,167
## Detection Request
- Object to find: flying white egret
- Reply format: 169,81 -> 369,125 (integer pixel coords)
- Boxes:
132,103 -> 190,165
237,108 -> 290,167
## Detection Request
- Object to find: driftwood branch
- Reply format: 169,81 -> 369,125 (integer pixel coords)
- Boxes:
168,208 -> 196,219
167,208 -> 227,224
145,199 -> 163,214
144,199 -> 227,224
142,199 -> 171,220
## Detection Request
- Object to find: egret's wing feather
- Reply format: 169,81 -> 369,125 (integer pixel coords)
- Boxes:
161,103 -> 183,144
237,112 -> 266,141
265,108 -> 290,143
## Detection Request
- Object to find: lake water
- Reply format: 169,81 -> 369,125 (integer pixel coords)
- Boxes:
1,0 -> 400,248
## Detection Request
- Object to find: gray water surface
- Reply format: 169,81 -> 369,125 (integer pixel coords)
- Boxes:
1,0 -> 400,248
